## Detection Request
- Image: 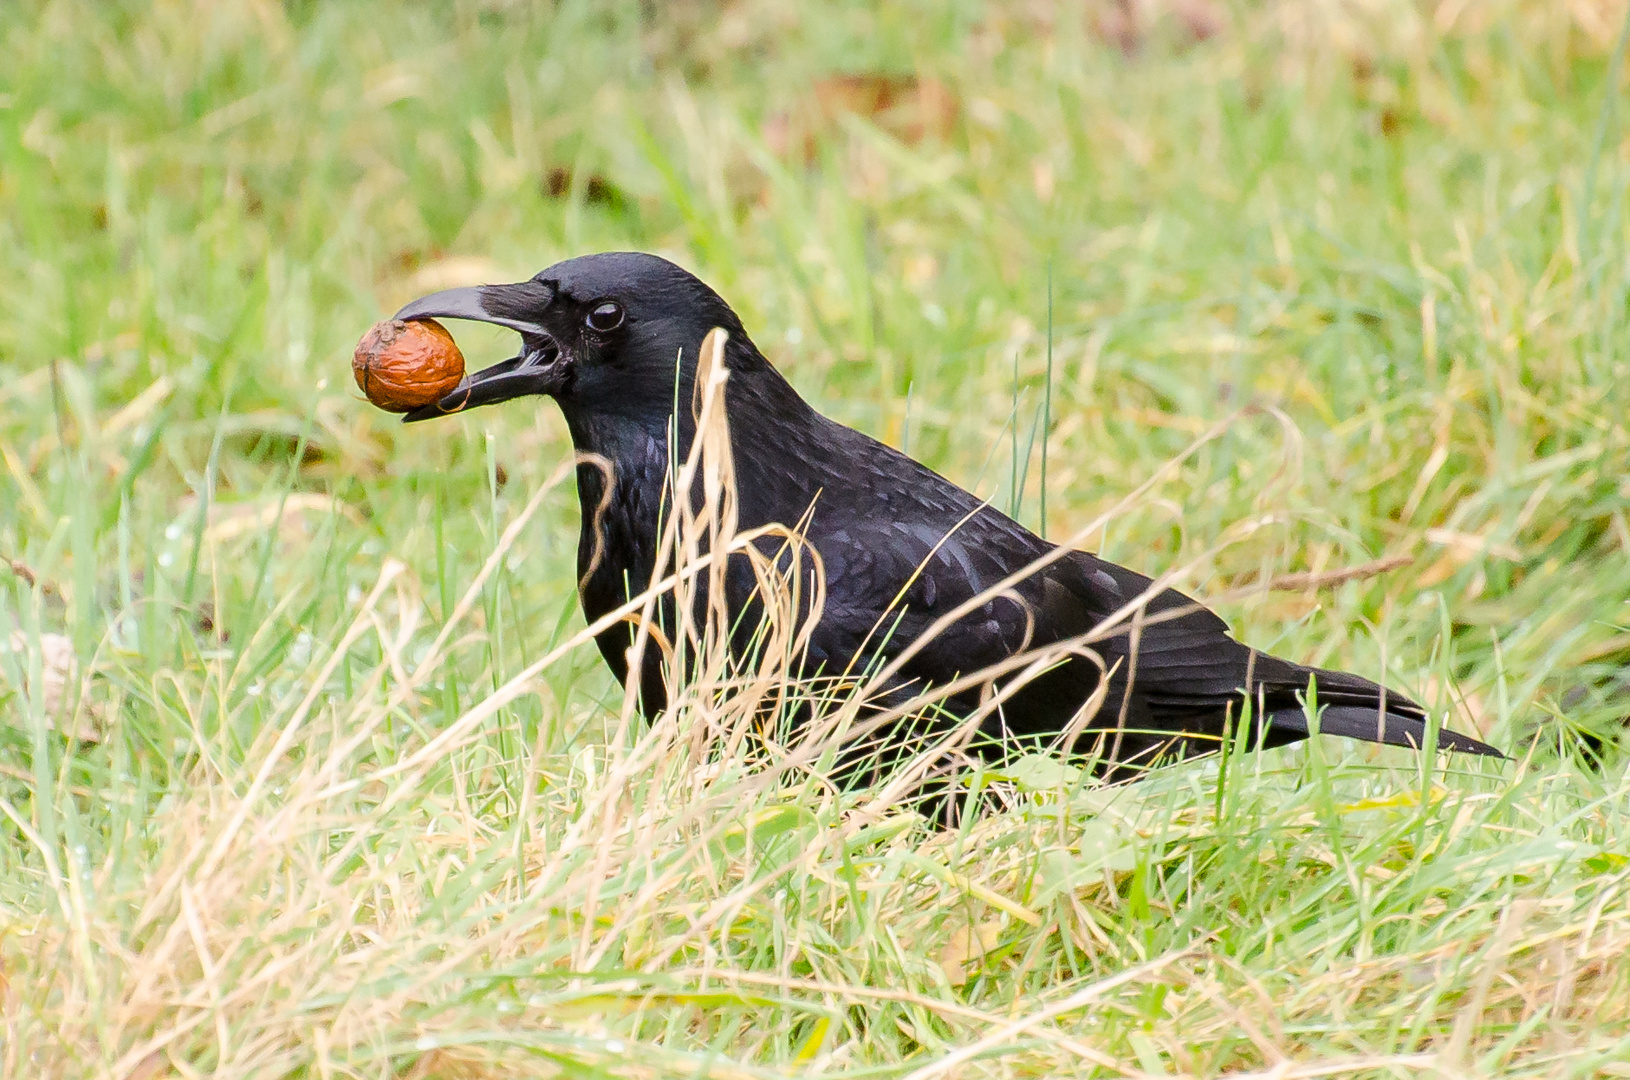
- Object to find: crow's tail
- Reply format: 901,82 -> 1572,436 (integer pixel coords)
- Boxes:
1266,704 -> 1504,757
1247,660 -> 1504,758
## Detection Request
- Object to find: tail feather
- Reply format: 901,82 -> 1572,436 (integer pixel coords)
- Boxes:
1268,704 -> 1504,758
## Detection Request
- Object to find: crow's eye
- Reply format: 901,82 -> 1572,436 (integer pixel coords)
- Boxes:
586,301 -> 624,332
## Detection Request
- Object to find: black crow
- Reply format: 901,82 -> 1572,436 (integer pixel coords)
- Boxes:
394,251 -> 1500,781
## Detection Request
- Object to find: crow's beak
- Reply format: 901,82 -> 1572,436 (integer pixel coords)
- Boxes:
393,283 -> 552,335
392,282 -> 567,423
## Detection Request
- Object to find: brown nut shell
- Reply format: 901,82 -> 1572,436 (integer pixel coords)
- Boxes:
353,318 -> 467,413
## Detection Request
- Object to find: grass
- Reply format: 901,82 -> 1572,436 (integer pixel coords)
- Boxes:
3,0 -> 1630,1075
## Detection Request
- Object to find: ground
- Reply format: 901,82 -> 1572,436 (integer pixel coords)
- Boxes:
2,1 -> 1629,1076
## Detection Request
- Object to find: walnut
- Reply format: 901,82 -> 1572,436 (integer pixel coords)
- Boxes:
353,318 -> 466,412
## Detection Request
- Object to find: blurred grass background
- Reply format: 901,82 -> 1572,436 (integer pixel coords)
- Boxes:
2,0 -> 1630,1076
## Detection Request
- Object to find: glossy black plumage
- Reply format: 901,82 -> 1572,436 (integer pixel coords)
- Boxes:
398,252 -> 1502,779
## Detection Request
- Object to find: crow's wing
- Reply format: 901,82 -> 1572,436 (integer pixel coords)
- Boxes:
756,424 -> 1500,761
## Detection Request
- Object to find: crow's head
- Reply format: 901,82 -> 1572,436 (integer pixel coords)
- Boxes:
395,251 -> 749,425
